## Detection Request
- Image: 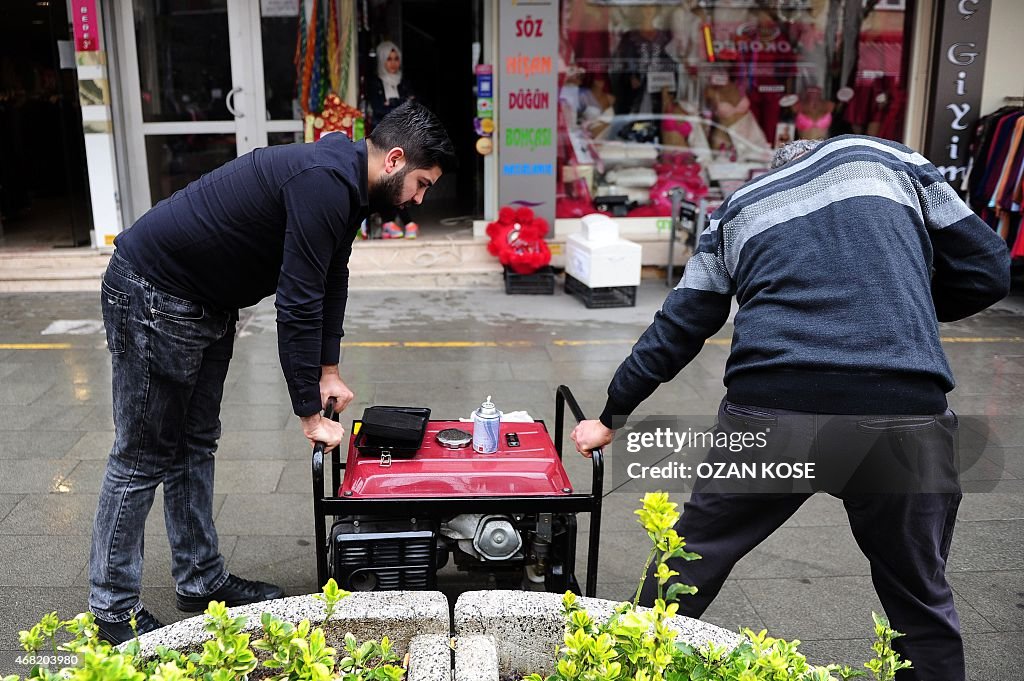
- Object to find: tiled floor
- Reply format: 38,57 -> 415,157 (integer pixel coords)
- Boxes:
0,282 -> 1022,678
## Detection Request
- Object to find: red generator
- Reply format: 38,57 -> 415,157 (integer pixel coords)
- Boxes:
311,386 -> 604,596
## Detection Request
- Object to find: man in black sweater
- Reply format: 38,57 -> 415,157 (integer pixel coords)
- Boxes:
90,102 -> 455,644
572,136 -> 1009,680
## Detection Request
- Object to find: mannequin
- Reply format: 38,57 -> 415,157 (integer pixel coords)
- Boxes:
705,75 -> 769,152
793,85 -> 834,140
611,5 -> 673,115
666,2 -> 705,105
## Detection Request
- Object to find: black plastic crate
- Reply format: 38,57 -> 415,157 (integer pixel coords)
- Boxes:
565,274 -> 637,308
504,265 -> 556,295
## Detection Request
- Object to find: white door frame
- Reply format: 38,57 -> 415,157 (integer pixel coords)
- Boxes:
113,0 -> 302,222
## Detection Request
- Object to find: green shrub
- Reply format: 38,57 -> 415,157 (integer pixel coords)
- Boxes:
525,492 -> 912,681
10,580 -> 405,681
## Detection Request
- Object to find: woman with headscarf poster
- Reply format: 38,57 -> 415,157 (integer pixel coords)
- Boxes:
367,40 -> 419,237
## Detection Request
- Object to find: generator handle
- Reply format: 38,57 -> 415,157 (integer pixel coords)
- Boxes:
555,385 -> 593,452
311,397 -> 338,481
312,397 -> 338,588
554,384 -> 604,479
555,384 -> 604,597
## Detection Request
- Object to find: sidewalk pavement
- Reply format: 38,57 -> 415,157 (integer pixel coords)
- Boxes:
0,281 -> 1021,678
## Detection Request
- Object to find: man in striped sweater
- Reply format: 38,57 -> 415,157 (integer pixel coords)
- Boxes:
571,135 -> 1010,679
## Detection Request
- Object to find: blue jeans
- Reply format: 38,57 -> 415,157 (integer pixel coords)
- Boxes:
89,252 -> 237,621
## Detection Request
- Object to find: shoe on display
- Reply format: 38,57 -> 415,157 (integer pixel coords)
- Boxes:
404,222 -> 419,239
95,607 -> 164,645
358,219 -> 369,240
176,574 -> 285,613
381,221 -> 404,239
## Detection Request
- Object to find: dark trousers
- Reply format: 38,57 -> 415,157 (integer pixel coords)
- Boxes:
639,399 -> 964,681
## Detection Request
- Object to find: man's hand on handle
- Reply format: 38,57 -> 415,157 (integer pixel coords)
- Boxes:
571,419 -> 615,458
300,364 -> 355,449
319,364 -> 355,413
300,413 -> 345,449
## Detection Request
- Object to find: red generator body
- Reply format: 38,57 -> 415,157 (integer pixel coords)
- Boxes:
311,386 -> 604,596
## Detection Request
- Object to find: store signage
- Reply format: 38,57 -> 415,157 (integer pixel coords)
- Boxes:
262,0 -> 299,17
476,65 -> 494,99
498,0 -> 558,231
924,0 -> 990,187
72,0 -> 99,52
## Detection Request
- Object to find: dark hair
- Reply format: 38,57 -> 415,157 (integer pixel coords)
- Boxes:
367,100 -> 458,173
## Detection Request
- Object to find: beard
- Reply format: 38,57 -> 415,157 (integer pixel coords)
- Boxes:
369,167 -> 409,215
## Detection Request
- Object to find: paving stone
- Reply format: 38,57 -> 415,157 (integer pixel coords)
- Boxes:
63,431 -> 113,460
731,525 -> 869,579
947,519 -> 1024,571
0,381 -> 55,406
0,496 -> 23,524
511,360 -> 638,383
214,493 -> 313,536
217,429 -> 310,460
218,405 -> 292,431
0,494 -> 99,535
81,405 -> 115,431
372,381 -> 554,419
276,459 -> 316,494
949,569 -> 1024,632
219,381 -> 294,406
212,459 -> 286,494
783,494 -> 851,527
0,362 -> 25,381
957,491 -> 1024,520
0,459 -> 78,493
223,534 -> 319,592
0,431 -> 84,460
963,632 -> 1024,681
693,582 -> 764,635
33,383 -> 112,407
55,460 -> 106,494
737,575 -> 993,640
343,361 -> 514,383
0,535 -> 90,586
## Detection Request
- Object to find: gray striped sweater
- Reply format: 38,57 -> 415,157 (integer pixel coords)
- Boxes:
600,135 -> 1011,426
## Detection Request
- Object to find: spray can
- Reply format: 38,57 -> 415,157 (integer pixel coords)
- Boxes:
472,396 -> 502,454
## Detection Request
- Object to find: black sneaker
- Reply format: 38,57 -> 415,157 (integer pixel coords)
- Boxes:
95,607 -> 164,645
176,573 -> 285,613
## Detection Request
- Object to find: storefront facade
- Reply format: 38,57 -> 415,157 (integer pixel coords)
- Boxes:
36,0 -> 1016,250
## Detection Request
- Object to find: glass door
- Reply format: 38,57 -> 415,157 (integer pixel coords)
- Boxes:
117,0 -> 304,221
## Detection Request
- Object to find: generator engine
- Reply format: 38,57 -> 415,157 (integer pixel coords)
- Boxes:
329,511 -> 578,592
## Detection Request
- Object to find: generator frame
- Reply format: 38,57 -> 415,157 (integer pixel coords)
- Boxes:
311,385 -> 605,596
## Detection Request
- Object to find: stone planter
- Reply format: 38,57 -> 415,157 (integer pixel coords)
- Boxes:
128,591 -> 451,681
453,590 -> 742,681
121,589 -> 741,680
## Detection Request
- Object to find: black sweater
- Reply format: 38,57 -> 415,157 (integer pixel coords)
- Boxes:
115,134 -> 369,417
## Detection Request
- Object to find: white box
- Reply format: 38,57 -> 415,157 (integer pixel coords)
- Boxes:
565,233 -> 642,288
580,213 -> 619,241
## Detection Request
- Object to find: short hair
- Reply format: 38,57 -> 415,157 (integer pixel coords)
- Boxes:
367,101 -> 458,173
770,139 -> 824,169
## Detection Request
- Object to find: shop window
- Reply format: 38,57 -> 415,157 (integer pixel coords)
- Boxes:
556,0 -> 912,219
